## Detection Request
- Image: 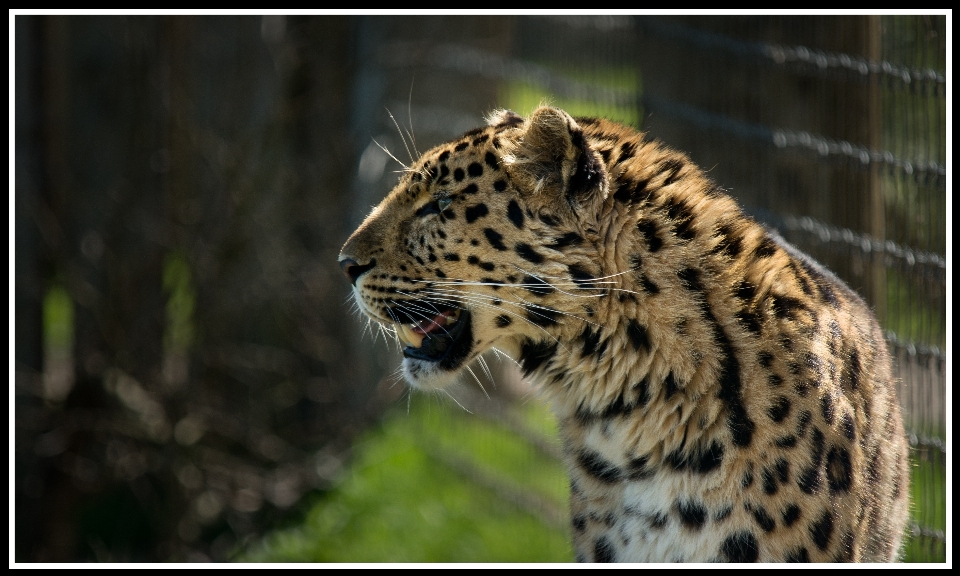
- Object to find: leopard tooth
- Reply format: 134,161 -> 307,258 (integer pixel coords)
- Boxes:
447,309 -> 461,325
396,323 -> 424,349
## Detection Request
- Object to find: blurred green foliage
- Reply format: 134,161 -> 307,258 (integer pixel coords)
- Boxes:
162,251 -> 196,352
903,456 -> 947,562
42,284 -> 74,350
242,398 -> 572,563
500,66 -> 640,127
885,269 -> 945,350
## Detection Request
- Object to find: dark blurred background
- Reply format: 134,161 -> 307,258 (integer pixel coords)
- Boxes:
14,14 -> 946,562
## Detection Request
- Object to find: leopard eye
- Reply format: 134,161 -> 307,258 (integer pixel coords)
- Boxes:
415,195 -> 453,218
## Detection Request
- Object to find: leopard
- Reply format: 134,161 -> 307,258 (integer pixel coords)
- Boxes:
338,106 -> 911,562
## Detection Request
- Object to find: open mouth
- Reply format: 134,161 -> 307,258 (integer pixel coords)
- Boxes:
392,306 -> 473,369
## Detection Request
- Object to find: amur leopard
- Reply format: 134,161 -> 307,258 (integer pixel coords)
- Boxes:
338,106 -> 910,562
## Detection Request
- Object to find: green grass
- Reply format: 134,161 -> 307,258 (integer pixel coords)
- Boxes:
902,455 -> 947,562
242,399 -> 572,563
881,263 -> 946,351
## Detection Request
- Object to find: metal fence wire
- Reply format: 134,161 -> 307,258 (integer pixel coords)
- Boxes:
349,15 -> 946,561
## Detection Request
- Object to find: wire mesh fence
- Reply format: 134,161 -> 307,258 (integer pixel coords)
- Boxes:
15,14 -> 946,562
348,14 -> 946,559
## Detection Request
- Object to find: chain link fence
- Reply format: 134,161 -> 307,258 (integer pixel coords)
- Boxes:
344,14 -> 946,562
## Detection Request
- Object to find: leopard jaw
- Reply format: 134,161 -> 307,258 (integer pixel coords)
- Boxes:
393,309 -> 462,349
395,323 -> 425,349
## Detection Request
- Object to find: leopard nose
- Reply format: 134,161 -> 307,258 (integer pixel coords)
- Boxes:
339,258 -> 376,285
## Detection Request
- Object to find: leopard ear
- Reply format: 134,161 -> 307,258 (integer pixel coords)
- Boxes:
485,108 -> 524,127
501,106 -> 606,205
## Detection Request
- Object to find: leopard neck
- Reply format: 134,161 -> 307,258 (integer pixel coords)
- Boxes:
525,134 -> 766,474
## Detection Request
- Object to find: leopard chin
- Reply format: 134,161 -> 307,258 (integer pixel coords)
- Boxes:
400,357 -> 461,391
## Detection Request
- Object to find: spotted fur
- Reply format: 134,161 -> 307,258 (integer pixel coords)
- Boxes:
339,106 -> 910,562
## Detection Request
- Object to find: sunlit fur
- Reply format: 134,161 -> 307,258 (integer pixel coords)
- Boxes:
339,106 -> 910,562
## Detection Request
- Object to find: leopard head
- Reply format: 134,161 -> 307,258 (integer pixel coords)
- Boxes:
339,107 -> 611,390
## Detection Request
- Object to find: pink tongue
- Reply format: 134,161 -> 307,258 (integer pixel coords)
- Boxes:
414,312 -> 449,335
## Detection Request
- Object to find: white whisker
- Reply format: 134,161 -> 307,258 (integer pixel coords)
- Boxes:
387,366 -> 407,389
388,298 -> 456,339
419,288 -> 571,352
408,275 -> 644,300
406,79 -> 420,157
395,290 -> 446,316
511,263 -> 640,284
386,107 -> 415,165
373,137 -> 409,171
440,387 -> 472,414
464,365 -> 490,399
476,355 -> 497,390
491,347 -> 521,368
426,285 -> 600,332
